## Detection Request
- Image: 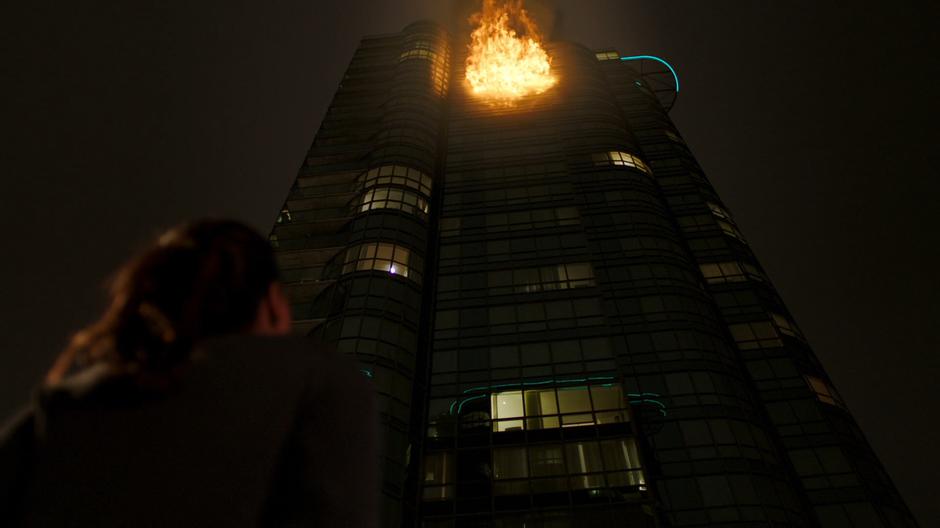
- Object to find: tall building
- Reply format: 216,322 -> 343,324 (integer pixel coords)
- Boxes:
269,17 -> 916,528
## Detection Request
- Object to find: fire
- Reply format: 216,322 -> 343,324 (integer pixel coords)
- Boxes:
465,0 -> 557,102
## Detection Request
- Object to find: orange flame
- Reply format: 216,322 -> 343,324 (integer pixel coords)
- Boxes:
465,0 -> 557,102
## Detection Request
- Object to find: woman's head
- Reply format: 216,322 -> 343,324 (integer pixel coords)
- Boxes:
47,219 -> 291,384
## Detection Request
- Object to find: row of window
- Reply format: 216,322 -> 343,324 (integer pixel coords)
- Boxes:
357,187 -> 429,217
472,383 -> 630,432
422,437 -> 644,500
341,242 -> 423,284
439,206 -> 580,238
485,262 -> 595,295
591,151 -> 651,174
699,261 -> 766,285
677,214 -> 746,243
727,313 -> 801,350
432,337 -> 615,375
360,164 -> 433,196
435,298 -> 604,335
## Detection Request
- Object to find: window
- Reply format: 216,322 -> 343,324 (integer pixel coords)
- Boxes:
591,151 -> 651,174
788,446 -> 856,490
595,50 -> 620,61
491,439 -> 645,496
699,261 -> 765,284
440,206 -> 579,238
728,321 -> 782,350
341,242 -> 423,284
771,313 -> 803,339
482,383 -> 629,432
361,165 -> 432,196
421,452 -> 455,500
276,208 -> 292,224
805,375 -> 844,407
677,214 -> 746,243
357,187 -> 429,217
487,262 -> 596,294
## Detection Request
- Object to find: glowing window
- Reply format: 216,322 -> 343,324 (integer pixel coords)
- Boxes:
595,50 -> 620,61
488,383 -> 629,432
362,165 -> 432,196
357,187 -> 429,217
341,242 -> 422,284
591,151 -> 651,174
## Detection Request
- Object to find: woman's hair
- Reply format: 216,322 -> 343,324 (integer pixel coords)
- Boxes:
46,219 -> 279,384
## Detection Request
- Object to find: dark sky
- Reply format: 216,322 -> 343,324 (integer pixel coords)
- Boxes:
4,0 -> 938,523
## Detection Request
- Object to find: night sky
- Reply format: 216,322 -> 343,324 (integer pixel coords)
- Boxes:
4,1 -> 937,523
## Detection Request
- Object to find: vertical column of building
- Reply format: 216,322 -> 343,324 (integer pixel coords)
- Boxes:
557,47 -> 812,526
271,21 -> 451,528
601,54 -> 917,526
418,42 -> 657,527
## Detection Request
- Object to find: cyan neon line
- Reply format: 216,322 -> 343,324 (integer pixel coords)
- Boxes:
359,368 -> 374,378
461,376 -> 616,395
620,55 -> 680,93
456,394 -> 488,414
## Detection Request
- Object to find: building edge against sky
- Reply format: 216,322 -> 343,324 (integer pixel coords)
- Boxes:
268,18 -> 917,528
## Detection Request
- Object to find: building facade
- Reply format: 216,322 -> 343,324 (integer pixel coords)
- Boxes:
269,20 -> 916,528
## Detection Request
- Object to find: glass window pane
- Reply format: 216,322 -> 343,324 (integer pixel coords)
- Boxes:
423,452 -> 454,484
557,387 -> 592,413
492,391 -> 524,432
600,438 -> 642,471
590,385 -> 624,410
493,447 -> 528,479
529,445 -> 565,477
565,442 -> 603,474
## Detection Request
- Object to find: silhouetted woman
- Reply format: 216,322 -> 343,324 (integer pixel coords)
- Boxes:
0,220 -> 378,527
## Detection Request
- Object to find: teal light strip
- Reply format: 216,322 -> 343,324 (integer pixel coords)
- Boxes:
620,55 -> 680,93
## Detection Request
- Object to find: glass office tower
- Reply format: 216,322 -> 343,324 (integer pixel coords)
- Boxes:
269,20 -> 916,528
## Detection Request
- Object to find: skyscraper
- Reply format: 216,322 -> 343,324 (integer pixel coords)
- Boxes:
269,14 -> 916,528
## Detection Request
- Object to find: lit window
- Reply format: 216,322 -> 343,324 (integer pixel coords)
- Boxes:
805,375 -> 844,407
591,151 -> 651,174
421,452 -> 455,500
361,165 -> 432,196
341,242 -> 423,283
357,187 -> 429,217
595,50 -> 620,61
485,383 -> 629,432
728,321 -> 782,350
399,48 -> 440,62
699,261 -> 765,284
276,208 -> 292,224
268,234 -> 279,249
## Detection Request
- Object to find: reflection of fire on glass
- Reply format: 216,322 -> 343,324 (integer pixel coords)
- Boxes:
465,0 -> 556,103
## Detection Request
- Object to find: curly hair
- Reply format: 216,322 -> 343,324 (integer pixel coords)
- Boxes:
46,219 -> 279,385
